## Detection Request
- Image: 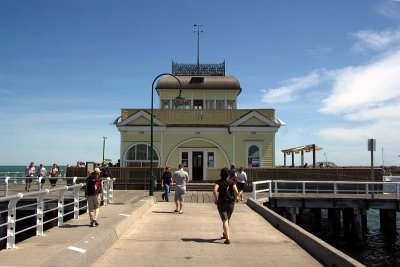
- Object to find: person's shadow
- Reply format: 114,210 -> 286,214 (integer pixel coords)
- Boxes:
181,238 -> 221,243
59,224 -> 89,228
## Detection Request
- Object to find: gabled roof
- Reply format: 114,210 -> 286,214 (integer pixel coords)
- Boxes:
230,111 -> 280,127
118,110 -> 166,127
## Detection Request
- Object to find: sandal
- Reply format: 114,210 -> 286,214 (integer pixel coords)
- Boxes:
224,239 -> 230,244
174,210 -> 179,212
179,210 -> 183,214
221,233 -> 227,239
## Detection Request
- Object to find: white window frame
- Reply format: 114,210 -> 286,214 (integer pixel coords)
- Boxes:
245,141 -> 262,168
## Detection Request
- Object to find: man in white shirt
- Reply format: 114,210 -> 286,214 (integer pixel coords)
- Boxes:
172,164 -> 189,214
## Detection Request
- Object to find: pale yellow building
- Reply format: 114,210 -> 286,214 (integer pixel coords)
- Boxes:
116,62 -> 283,181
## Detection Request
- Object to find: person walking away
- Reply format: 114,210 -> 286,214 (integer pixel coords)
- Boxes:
101,161 -> 109,177
161,166 -> 172,202
49,163 -> 60,189
236,166 -> 247,201
172,164 -> 188,214
229,163 -> 238,181
213,167 -> 239,244
37,164 -> 47,189
25,162 -> 35,192
85,170 -> 103,227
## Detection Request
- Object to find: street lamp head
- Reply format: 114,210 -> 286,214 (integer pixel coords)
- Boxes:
103,136 -> 107,140
174,94 -> 185,108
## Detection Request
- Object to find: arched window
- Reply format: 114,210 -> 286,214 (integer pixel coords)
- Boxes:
247,145 -> 260,168
124,143 -> 159,167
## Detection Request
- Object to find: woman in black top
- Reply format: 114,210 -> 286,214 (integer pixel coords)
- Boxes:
213,167 -> 239,244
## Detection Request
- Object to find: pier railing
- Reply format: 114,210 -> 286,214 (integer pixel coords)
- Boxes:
0,177 -> 116,249
66,166 -> 384,190
252,179 -> 400,200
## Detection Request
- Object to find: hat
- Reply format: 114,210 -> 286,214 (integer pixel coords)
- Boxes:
94,167 -> 101,174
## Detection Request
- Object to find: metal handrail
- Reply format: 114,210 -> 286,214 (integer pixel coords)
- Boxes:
0,177 -> 116,249
1,176 -> 116,198
252,180 -> 400,201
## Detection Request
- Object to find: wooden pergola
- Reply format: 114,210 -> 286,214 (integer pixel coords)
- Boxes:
281,144 -> 323,168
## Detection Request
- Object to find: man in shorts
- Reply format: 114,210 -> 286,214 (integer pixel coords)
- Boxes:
172,164 -> 189,214
85,169 -> 103,227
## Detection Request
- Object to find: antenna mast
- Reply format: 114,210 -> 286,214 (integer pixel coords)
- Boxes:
194,24 -> 203,74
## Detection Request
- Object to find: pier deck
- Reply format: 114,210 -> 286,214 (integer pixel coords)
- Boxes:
0,190 -> 326,267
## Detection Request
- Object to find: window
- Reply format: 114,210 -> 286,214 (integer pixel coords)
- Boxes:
216,100 -> 225,109
161,100 -> 170,109
175,100 -> 191,109
227,100 -> 236,109
181,152 -> 189,167
193,100 -> 203,109
205,99 -> 214,109
247,145 -> 260,168
189,77 -> 204,84
125,143 -> 159,167
207,152 -> 215,168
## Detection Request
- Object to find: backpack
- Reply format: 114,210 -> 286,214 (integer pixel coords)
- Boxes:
86,174 -> 100,196
219,181 -> 235,201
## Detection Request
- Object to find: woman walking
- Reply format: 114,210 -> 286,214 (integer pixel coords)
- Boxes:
213,168 -> 239,244
236,166 -> 247,201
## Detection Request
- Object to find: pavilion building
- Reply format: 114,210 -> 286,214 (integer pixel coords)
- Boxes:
115,61 -> 283,181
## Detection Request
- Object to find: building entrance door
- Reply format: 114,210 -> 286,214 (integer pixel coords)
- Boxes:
192,151 -> 203,181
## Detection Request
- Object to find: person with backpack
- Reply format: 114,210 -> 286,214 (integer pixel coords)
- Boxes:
85,169 -> 103,227
213,167 -> 239,244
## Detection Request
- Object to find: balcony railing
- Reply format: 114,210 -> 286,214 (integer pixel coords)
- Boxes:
121,109 -> 275,125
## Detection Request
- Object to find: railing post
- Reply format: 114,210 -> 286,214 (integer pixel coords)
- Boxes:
365,183 -> 369,199
397,183 -> 399,200
274,181 -> 278,194
36,190 -> 48,236
252,182 -> 257,200
73,177 -> 77,185
302,182 -> 306,197
58,187 -> 67,226
269,181 -> 272,198
7,194 -> 22,249
108,178 -> 115,204
4,176 -> 10,197
73,184 -> 80,219
37,177 -> 41,191
333,182 -> 337,198
103,178 -> 109,206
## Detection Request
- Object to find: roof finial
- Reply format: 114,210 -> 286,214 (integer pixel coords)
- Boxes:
194,24 -> 203,75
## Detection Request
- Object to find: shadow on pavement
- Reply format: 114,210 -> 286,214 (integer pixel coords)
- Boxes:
181,238 -> 221,243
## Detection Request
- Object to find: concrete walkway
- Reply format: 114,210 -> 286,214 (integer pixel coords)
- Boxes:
0,190 -> 321,267
93,202 -> 321,266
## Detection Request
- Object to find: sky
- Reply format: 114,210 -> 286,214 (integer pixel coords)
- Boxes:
1,0 -> 400,167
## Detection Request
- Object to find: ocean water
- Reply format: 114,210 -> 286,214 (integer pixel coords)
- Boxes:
0,165 -> 67,181
297,208 -> 400,266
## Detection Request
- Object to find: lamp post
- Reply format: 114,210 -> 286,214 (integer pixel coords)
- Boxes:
150,73 -> 183,196
102,136 -> 107,162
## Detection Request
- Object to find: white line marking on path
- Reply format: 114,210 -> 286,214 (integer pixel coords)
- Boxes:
67,246 -> 86,254
119,213 -> 130,217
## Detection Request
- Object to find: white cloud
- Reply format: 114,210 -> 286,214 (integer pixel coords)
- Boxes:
320,49 -> 400,115
351,28 -> 400,52
374,1 -> 400,21
261,71 -> 323,104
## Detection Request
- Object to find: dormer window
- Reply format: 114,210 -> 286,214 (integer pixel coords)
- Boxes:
189,77 -> 204,84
